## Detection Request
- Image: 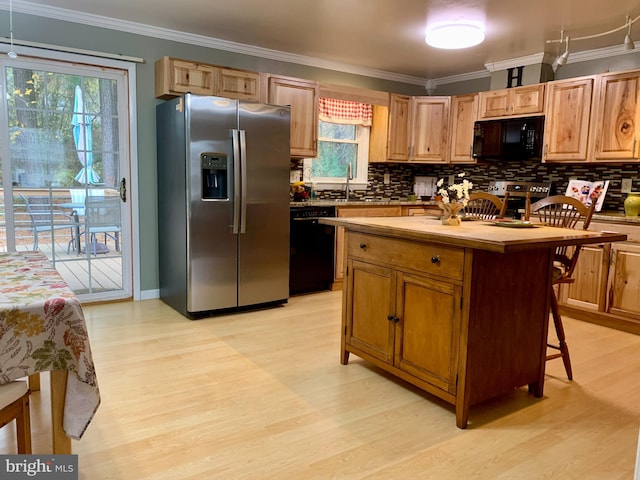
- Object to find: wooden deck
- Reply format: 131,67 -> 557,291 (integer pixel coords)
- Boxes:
5,240 -> 122,295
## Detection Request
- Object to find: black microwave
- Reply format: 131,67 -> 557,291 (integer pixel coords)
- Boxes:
472,115 -> 545,161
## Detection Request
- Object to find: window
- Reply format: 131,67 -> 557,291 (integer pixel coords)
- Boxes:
303,98 -> 371,189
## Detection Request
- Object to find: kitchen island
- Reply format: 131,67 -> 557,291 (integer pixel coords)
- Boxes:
320,216 -> 627,428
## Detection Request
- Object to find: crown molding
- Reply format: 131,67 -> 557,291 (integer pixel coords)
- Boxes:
0,0 -> 429,86
1,1 -> 637,87
484,52 -> 556,72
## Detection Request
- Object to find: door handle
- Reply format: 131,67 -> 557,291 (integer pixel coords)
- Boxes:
119,178 -> 127,202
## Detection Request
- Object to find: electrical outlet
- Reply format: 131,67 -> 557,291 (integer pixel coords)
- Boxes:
290,170 -> 300,183
448,174 -> 455,185
383,173 -> 390,185
622,178 -> 633,193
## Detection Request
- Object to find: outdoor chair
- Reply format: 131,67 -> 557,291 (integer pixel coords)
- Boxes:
84,196 -> 121,256
19,194 -> 77,252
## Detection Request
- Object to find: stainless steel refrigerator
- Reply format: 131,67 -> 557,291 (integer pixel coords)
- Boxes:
156,94 -> 291,317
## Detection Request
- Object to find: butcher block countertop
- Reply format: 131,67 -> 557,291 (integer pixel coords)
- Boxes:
320,216 -> 628,253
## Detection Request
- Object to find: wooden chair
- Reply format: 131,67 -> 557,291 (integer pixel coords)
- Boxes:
526,195 -> 597,380
0,381 -> 32,454
463,191 -> 508,219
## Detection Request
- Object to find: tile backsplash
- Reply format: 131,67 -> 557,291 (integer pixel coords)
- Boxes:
293,161 -> 640,212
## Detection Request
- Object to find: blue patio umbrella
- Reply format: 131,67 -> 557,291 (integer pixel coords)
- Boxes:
72,85 -> 100,184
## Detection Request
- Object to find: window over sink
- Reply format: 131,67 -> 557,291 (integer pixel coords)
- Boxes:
303,98 -> 371,190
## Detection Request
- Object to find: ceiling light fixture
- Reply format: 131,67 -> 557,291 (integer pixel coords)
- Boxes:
547,13 -> 639,67
7,0 -> 18,59
624,16 -> 635,50
425,21 -> 485,50
556,35 -> 570,67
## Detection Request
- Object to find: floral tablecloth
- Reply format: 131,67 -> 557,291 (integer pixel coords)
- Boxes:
0,251 -> 100,440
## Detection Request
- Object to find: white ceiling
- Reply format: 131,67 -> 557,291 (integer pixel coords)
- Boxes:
6,0 -> 640,83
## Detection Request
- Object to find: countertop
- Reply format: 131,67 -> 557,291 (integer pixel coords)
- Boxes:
319,216 -> 628,253
290,199 -> 435,207
291,200 -> 640,225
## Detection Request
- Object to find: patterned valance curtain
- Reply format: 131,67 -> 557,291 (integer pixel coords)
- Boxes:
318,97 -> 373,126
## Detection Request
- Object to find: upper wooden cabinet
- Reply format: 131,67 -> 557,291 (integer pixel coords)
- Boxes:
543,76 -> 595,162
216,68 -> 262,101
449,94 -> 479,163
387,94 -> 411,161
155,57 -> 216,99
369,104 -> 391,163
155,57 -> 262,101
267,74 -> 319,158
591,70 -> 640,162
387,94 -> 450,163
478,84 -> 545,119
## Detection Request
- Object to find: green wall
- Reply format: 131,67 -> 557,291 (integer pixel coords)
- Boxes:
1,10 -> 426,295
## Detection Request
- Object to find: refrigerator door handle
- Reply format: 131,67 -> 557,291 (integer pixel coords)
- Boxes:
232,129 -> 241,234
239,129 -> 248,234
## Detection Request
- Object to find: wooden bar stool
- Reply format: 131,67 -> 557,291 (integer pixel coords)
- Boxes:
0,381 -> 32,454
526,195 -> 597,380
463,192 -> 508,219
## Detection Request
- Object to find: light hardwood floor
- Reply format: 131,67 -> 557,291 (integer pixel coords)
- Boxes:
1,291 -> 639,479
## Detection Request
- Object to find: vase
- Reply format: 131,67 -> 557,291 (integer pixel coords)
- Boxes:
441,215 -> 462,226
624,192 -> 640,216
438,200 -> 464,226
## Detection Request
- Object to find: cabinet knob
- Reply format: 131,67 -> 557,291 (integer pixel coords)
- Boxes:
387,314 -> 399,323
431,255 -> 440,264
387,314 -> 394,321
360,243 -> 367,249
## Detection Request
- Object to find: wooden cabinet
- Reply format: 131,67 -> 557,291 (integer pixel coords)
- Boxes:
607,241 -> 640,320
478,84 -> 545,119
267,74 -> 319,158
558,221 -> 640,334
558,244 -> 609,312
591,70 -> 640,162
387,94 -> 411,161
543,76 -> 595,162
155,57 -> 262,101
369,105 -> 391,163
343,233 -> 463,395
216,68 -> 262,101
338,225 -> 554,428
411,97 -> 450,162
333,206 -> 402,288
449,94 -> 479,163
387,94 -> 450,163
155,57 -> 216,99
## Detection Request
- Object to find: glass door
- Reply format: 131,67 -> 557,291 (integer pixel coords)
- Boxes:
0,55 -> 132,302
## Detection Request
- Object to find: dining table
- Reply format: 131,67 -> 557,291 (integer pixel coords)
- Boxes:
0,251 -> 100,453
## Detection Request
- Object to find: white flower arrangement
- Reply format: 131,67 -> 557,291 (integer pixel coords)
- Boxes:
436,173 -> 473,220
436,173 -> 473,206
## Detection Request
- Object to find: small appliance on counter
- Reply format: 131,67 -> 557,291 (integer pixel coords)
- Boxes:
413,176 -> 437,200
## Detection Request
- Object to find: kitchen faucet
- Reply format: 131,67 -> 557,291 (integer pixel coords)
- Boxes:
345,163 -> 352,200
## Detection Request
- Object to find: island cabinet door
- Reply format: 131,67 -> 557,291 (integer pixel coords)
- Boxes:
393,272 -> 462,394
345,259 -> 396,364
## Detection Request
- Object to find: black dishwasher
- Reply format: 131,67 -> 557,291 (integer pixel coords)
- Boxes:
289,205 -> 336,295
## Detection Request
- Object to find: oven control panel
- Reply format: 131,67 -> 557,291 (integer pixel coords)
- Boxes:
488,181 -> 553,198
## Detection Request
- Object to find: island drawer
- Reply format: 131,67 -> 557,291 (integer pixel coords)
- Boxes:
346,232 -> 464,280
